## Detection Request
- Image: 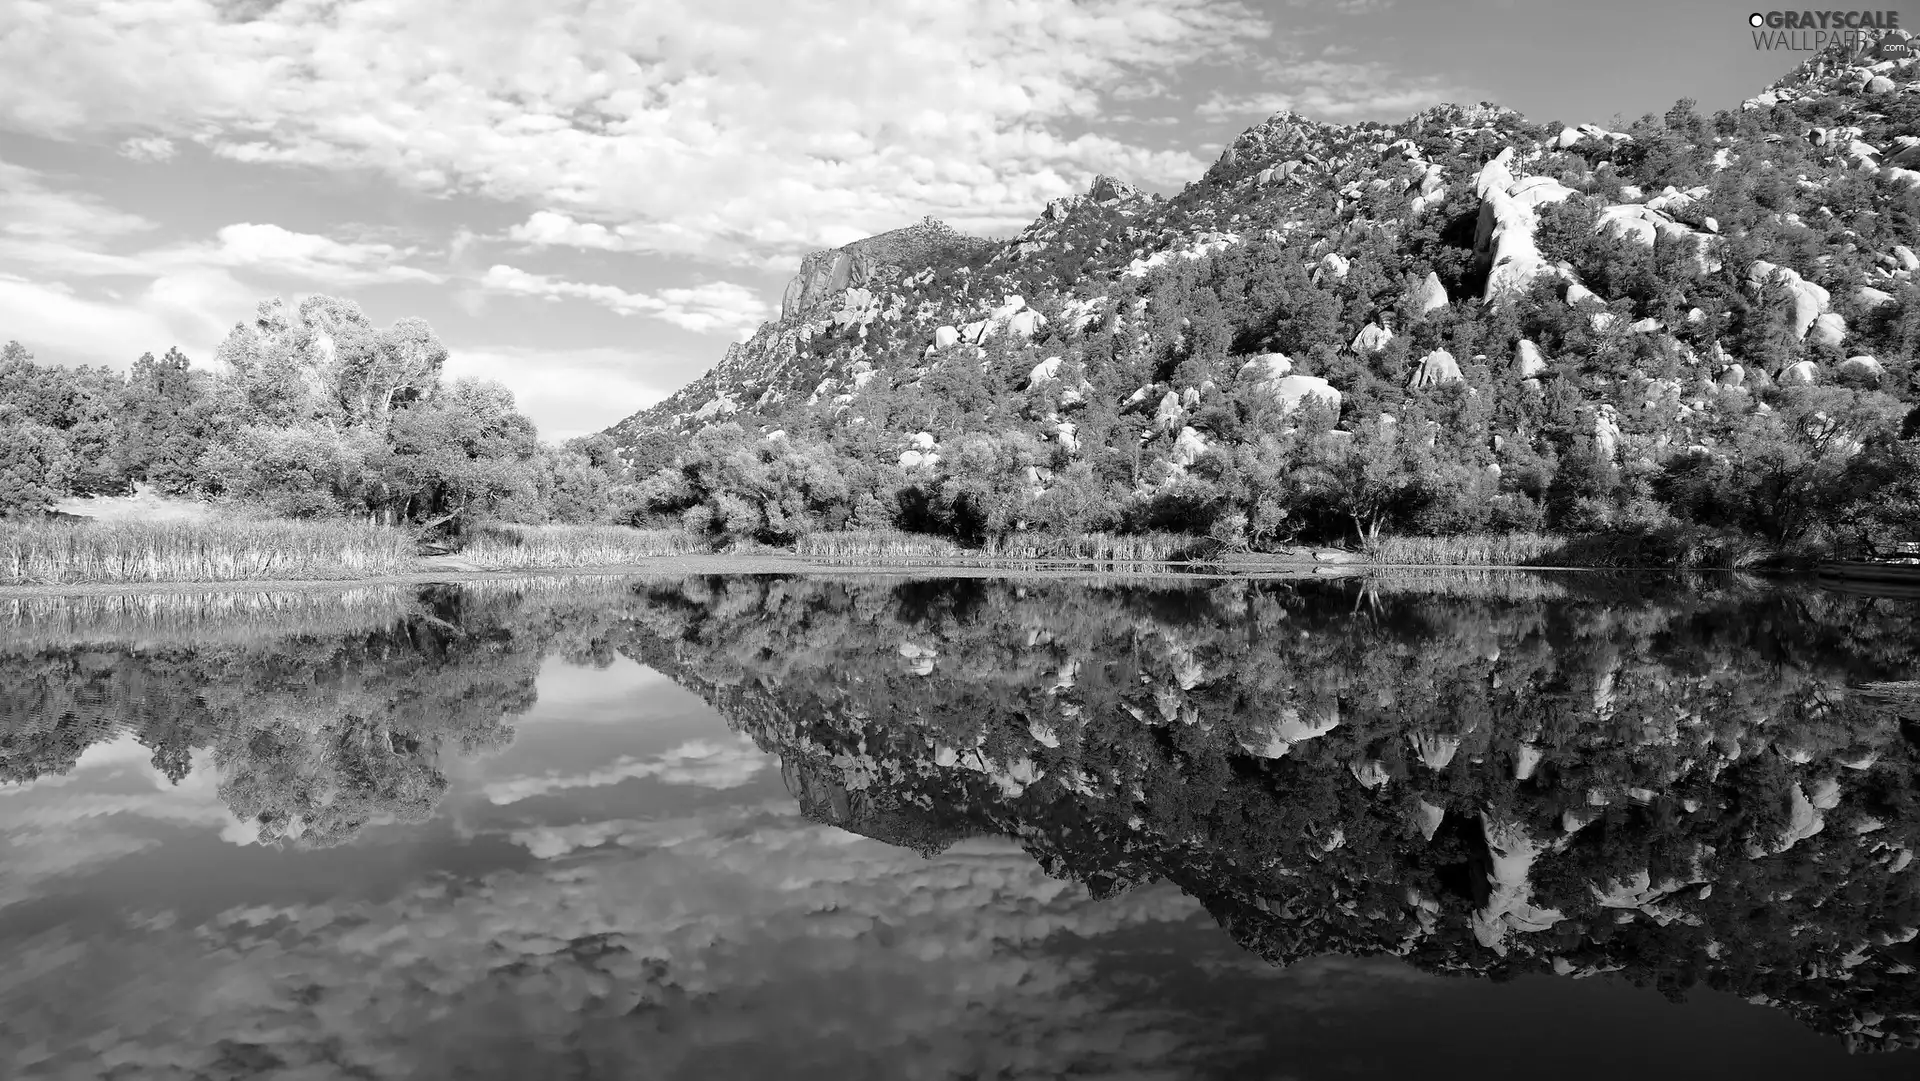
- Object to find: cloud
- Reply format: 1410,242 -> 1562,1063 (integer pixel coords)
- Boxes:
0,0 -> 1278,264
478,264 -> 769,334
0,156 -> 154,245
1193,59 -> 1473,122
483,734 -> 775,809
116,134 -> 177,161
441,343 -> 691,440
0,154 -> 444,365
198,223 -> 446,286
0,804 -> 1232,1079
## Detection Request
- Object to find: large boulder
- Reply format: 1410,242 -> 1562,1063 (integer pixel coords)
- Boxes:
1594,405 -> 1621,461
1315,252 -> 1351,281
1238,353 -> 1294,391
1410,349 -> 1465,388
1412,271 -> 1449,313
1858,285 -> 1897,307
1745,260 -> 1830,338
932,325 -> 960,350
1837,355 -> 1885,380
1472,148 -> 1577,302
1027,356 -> 1063,385
1154,391 -> 1186,433
1515,340 -> 1548,379
1351,322 -> 1395,354
1779,360 -> 1820,385
1170,426 -> 1209,468
1007,309 -> 1046,339
1810,313 -> 1848,349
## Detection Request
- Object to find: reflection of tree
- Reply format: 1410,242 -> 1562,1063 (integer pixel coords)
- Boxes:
0,590 -> 540,847
605,574 -> 1920,1054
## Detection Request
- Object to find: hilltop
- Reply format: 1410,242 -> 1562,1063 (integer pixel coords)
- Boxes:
603,31 -> 1920,560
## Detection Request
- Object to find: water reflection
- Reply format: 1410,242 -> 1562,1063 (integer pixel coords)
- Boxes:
2,573 -> 1919,1077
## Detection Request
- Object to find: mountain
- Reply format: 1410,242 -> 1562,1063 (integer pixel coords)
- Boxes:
603,31 -> 1920,552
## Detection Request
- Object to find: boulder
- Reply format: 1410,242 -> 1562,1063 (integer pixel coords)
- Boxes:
1154,391 -> 1185,432
1868,75 -> 1897,93
1779,360 -> 1820,385
1027,356 -> 1063,385
1594,405 -> 1621,461
1351,322 -> 1395,354
910,431 -> 936,452
1810,312 -> 1847,348
1858,285 -> 1897,307
1316,252 -> 1351,280
1412,271 -> 1449,313
1746,260 -> 1830,337
1239,353 -> 1294,390
1629,317 -> 1664,334
1472,148 -> 1577,302
1409,349 -> 1464,388
1837,355 -> 1885,380
1717,363 -> 1746,387
1170,426 -> 1209,468
1515,340 -> 1548,379
932,325 -> 960,350
1554,126 -> 1582,149
1006,309 -> 1046,339
1897,245 -> 1920,271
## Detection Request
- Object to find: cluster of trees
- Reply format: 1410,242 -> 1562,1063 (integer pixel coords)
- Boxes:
1,297 -> 635,527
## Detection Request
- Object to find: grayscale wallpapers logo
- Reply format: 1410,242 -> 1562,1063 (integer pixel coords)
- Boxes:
1747,10 -> 1909,52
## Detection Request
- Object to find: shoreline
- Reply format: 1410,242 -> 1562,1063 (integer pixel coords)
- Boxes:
0,552 -> 1693,599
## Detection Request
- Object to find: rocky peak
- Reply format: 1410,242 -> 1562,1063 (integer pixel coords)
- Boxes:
779,216 -> 984,320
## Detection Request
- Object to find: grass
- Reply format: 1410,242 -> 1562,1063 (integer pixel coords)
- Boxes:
456,523 -> 705,569
1,519 -> 417,585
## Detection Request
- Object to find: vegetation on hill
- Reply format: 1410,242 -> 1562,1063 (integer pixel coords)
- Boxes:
600,35 -> 1920,563
6,34 -> 1920,569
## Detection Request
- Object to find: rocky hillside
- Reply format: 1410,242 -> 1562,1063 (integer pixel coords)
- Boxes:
604,31 -> 1920,552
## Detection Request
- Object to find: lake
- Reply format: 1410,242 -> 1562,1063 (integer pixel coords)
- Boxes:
2,571 -> 1918,1080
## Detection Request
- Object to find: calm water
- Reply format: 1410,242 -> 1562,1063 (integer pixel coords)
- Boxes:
3,572 -> 1919,1080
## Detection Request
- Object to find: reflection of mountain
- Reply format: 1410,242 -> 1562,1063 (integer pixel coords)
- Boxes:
608,574 -> 1920,1054
0,586 -> 543,846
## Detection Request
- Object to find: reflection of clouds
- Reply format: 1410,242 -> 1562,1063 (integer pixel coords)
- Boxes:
1,804 -> 1230,1080
0,742 -> 262,910
480,734 -> 774,805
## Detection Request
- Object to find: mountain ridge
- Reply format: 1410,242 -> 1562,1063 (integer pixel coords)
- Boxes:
604,29 -> 1920,553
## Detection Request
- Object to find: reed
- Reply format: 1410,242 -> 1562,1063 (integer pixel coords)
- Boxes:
1364,533 -> 1569,567
0,519 -> 417,585
796,530 -> 1204,570
0,586 -> 422,648
457,523 -> 704,569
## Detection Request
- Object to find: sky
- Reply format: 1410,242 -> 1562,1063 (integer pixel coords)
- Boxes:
0,0 -> 1850,440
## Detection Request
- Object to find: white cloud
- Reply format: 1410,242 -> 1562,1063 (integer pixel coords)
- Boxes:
199,223 -> 445,286
116,134 -> 177,161
1193,59 -> 1472,122
0,0 -> 1278,264
483,734 -> 774,807
479,264 -> 769,334
441,343 -> 689,440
